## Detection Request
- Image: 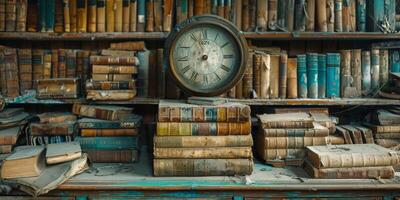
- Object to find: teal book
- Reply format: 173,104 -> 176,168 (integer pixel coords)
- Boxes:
137,0 -> 145,31
38,0 -> 46,32
306,53 -> 318,99
361,51 -> 371,94
318,54 -> 326,98
367,0 -> 384,32
326,53 -> 340,98
75,136 -> 139,150
78,114 -> 143,129
294,0 -> 306,31
356,0 -> 366,32
277,0 -> 287,30
391,50 -> 400,73
45,0 -> 55,32
370,49 -> 380,91
297,54 -> 307,98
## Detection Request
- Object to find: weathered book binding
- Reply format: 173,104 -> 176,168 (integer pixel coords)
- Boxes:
257,112 -> 314,129
153,135 -> 253,148
156,121 -> 251,136
85,80 -> 135,90
78,114 -> 142,129
36,78 -> 80,99
326,53 -> 340,98
297,54 -> 307,98
307,53 -> 318,99
86,90 -> 136,100
154,147 -> 252,159
85,149 -> 139,163
80,128 -> 138,137
269,54 -> 279,99
75,136 -> 139,150
260,126 -> 329,138
72,103 -> 133,121
30,122 -> 76,136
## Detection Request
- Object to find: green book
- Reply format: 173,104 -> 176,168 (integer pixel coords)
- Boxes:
45,0 -> 55,32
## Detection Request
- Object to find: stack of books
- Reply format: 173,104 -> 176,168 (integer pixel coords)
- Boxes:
366,109 -> 400,150
29,112 -> 77,145
334,124 -> 374,145
304,144 -> 399,179
86,41 -> 143,101
256,112 -> 342,167
153,100 -> 253,176
73,103 -> 142,163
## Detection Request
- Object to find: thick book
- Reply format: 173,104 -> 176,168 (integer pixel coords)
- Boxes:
370,49 -> 380,91
365,124 -> 400,134
379,50 -> 389,86
91,74 -> 133,81
63,0 -> 70,32
16,0 -> 27,31
326,0 -> 334,31
352,49 -> 362,97
297,54 -> 307,98
335,126 -> 353,144
121,0 -> 130,32
277,0 -> 287,30
0,145 -> 11,153
17,48 -> 32,92
257,146 -> 305,161
85,149 -> 138,163
286,0 -> 295,31
78,114 -> 142,129
334,0 -> 342,32
158,101 -> 251,122
260,125 -> 329,138
90,55 -> 140,65
114,0 -> 123,32
0,126 -> 20,145
144,0 -> 154,32
75,136 -> 139,150
1,146 -> 45,179
37,112 -> 77,123
65,49 -> 76,78
287,58 -> 297,99
306,53 -> 318,99
45,141 -> 82,164
80,128 -> 138,137
43,50 -> 52,79
109,41 -> 146,51
326,53 -> 340,98
303,160 -> 395,179
51,49 -> 59,78
85,80 -> 135,90
341,125 -> 363,144
252,53 -> 261,97
156,121 -> 251,136
353,125 -> 374,144
58,49 -> 66,78
306,144 -> 399,168
390,51 -> 400,73
279,53 -> 288,98
1,47 -> 20,97
106,0 -> 115,32
72,104 -> 133,121
373,133 -> 400,139
86,90 -> 136,100
156,48 -> 165,98
153,158 -> 253,176
269,54 -> 279,99
76,0 -> 87,32
5,0 -> 16,31
27,0 -> 38,32
256,0 -> 267,31
101,49 -> 136,57
257,112 -> 314,129
30,122 -> 76,136
36,78 -> 79,99
260,136 -> 329,149
260,53 -> 270,98
342,0 -> 350,32
375,139 -> 400,148
96,0 -> 105,32
92,65 -> 138,74
361,51 -> 371,94
154,135 -> 253,148
154,147 -> 252,159
316,0 -> 327,32
241,0 -> 249,31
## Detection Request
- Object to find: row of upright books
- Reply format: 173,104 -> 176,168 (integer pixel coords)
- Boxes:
1,0 -> 398,33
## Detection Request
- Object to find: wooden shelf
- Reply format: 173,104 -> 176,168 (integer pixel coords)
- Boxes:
0,32 -> 398,41
7,97 -> 400,106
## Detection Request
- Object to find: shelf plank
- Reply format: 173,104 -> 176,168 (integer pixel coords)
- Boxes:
0,32 -> 398,41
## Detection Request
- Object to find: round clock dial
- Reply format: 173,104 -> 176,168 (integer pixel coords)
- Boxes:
166,15 -> 248,96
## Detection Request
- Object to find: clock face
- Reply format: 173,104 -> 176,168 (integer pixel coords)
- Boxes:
166,15 -> 248,96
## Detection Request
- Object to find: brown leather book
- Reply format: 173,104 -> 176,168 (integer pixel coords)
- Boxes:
379,49 -> 389,87
303,161 -> 395,179
54,0 -> 64,33
351,49 -> 362,97
253,53 -> 261,97
242,50 -> 253,98
306,144 -> 400,168
129,0 -> 136,31
5,0 -> 16,31
326,0 -> 334,31
109,41 -> 146,51
63,0 -> 71,32
248,0 -> 256,30
235,77 -> 243,98
26,0 -> 37,32
154,135 -> 253,148
187,0 -> 193,17
316,0 -> 327,32
334,0 -> 342,32
287,58 -> 297,99
217,0 -> 224,17
86,80 -> 135,90
157,121 -> 251,136
85,149 -> 139,163
86,90 -> 136,100
92,65 -> 138,74
269,54 -> 280,99
90,55 -> 139,65
69,0 -> 77,32
306,0 -> 315,31
37,112 -> 77,123
32,49 -> 44,88
81,128 -> 138,136
16,0 -> 27,31
43,50 -> 52,79
0,0 -> 5,31
257,112 -> 314,129
260,126 -> 329,138
36,78 -> 80,99
87,0 -> 96,32
194,0 -> 204,15
162,0 -> 172,31
261,136 -> 328,149
0,145 -> 12,154
101,49 -> 136,57
147,50 -> 157,97
145,0 -> 154,32
1,48 -> 19,97
122,0 -> 130,32
256,145 -> 305,161
256,0 -> 268,31
375,139 -> 400,148
234,0 -> 242,30
96,0 -> 105,32
114,0 -> 123,31
153,0 -> 162,32
65,49 -> 77,78
154,147 -> 252,159
342,0 -> 350,32
153,158 -> 253,176
76,0 -> 87,32
72,104 -> 133,121
349,0 -> 356,32
267,0 -> 277,30
91,74 -> 132,81
260,53 -> 270,98
17,48 -> 32,92
57,49 -> 66,78
279,53 -> 288,98
340,50 -> 352,97
106,0 -> 115,32
156,48 -> 165,98
241,0 -> 249,31
30,122 -> 76,136
335,126 -> 353,144
0,127 -> 20,145
165,72 -> 180,99
353,125 -> 374,144
51,49 -> 59,78
365,124 -> 400,134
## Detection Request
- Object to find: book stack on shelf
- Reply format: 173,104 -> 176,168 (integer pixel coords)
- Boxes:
256,111 -> 343,167
303,144 -> 399,179
153,100 -> 253,176
366,109 -> 400,150
334,124 -> 374,144
73,103 -> 142,163
29,113 -> 77,146
86,41 -> 144,101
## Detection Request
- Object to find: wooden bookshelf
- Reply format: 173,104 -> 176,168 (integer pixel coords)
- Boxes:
0,32 -> 398,41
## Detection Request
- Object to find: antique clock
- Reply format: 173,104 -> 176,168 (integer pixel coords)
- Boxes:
165,15 -> 248,97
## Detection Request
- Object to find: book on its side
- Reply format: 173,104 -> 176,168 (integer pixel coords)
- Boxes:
80,128 -> 138,137
257,112 -> 314,129
156,121 -> 251,136
153,147 -> 253,159
1,146 -> 45,179
153,135 -> 253,148
0,126 -> 21,145
75,136 -> 139,150
72,103 -> 133,121
78,114 -> 142,129
46,141 -> 82,164
85,149 -> 139,163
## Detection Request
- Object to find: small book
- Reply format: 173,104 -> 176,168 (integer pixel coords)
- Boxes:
46,141 -> 82,164
1,146 -> 45,179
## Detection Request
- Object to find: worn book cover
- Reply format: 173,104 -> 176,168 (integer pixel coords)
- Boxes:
85,149 -> 138,163
30,122 -> 76,136
46,141 -> 82,164
36,78 -> 80,99
154,147 -> 252,159
154,135 -> 253,148
78,114 -> 142,129
80,128 -> 138,137
86,90 -> 136,100
297,54 -> 307,98
75,136 -> 139,150
257,112 -> 314,129
72,103 -> 133,121
157,121 -> 251,136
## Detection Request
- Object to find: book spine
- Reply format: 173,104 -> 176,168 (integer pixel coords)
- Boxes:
58,49 -> 66,78
87,0 -> 96,32
86,90 -> 136,100
263,137 -> 328,149
0,145 -> 11,154
367,0 -> 384,32
81,128 -> 138,136
122,0 -> 130,32
235,77 -> 243,98
5,0 -> 16,31
370,49 -> 380,91
45,0 -> 55,32
69,0 -> 77,32
194,0 -> 204,15
233,0 -> 241,30
75,136 -> 138,149
256,0 -> 267,31
43,50 -> 52,79
326,0 -> 334,31
96,0 -> 105,32
2,48 -> 19,97
242,50 -> 253,98
361,51 -> 371,94
92,65 -> 137,74
154,147 -> 252,159
374,139 -> 400,148
114,0 -> 122,31
137,0 -> 145,31
109,41 -> 145,51
216,0 -> 224,17
241,0 -> 249,31
129,0 -> 136,31
85,149 -> 138,163
352,49 -> 362,97
86,80 -> 135,90
156,121 -> 251,136
187,0 -> 193,17
63,0 -> 70,32
267,0 -> 277,31
385,0 -> 396,32
27,0 -> 38,32
106,0 -> 115,32
154,135 -> 253,148
90,55 -> 139,65
342,0 -> 350,32
259,148 -> 305,161
379,49 -> 389,87
66,50 -> 76,78
279,53 -> 287,98
306,0 -> 315,31
30,123 -> 75,136
340,50 -> 351,97
262,128 -> 329,137
152,0 -> 161,31
356,0 -> 366,31
0,0 -> 5,31
252,53 -> 261,97
287,58 -> 297,99
156,48 -> 165,98
294,0 -> 306,31
277,0 -> 287,30
153,158 -> 253,176
334,0 -> 342,32
297,54 -> 307,98
18,49 -> 32,92
286,0 -> 295,32
38,0 -> 46,32
32,49 -> 44,88
16,0 -> 27,31
162,0 -> 173,31
316,0 -> 327,32
326,53 -> 340,98
269,54 -> 279,99
373,133 -> 400,139
54,0 -> 64,32
391,50 -> 400,72
317,54 -> 326,98
76,0 -> 86,32
349,0 -> 356,31
260,53 -> 270,99
306,53 -> 318,99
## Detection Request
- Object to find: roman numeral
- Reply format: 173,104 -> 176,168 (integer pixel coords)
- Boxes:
190,71 -> 198,81
214,33 -> 219,41
221,42 -> 229,48
223,54 -> 233,59
180,46 -> 190,49
221,64 -> 230,72
190,32 -> 198,42
202,29 -> 208,40
214,72 -> 222,80
181,65 -> 190,74
178,56 -> 188,61
204,75 -> 209,85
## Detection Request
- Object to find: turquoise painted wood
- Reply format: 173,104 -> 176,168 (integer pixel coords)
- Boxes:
326,53 -> 341,98
307,53 -> 318,99
74,136 -> 139,150
297,54 -> 307,98
318,54 -> 327,98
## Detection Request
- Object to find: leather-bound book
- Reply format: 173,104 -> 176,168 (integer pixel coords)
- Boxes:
370,49 -> 380,91
37,112 -> 76,123
242,50 -> 253,98
66,49 -> 76,78
361,51 -> 371,95
76,0 -> 87,32
316,0 -> 327,32
342,125 -> 362,144
147,50 -> 157,97
286,0 -> 295,32
43,50 -> 52,79
241,0 -> 249,31
92,65 -> 137,74
63,0 -> 70,32
326,0 -> 334,32
261,136 -> 328,149
318,54 -> 326,98
85,80 -> 135,90
154,135 -> 253,148
38,0 -> 46,32
279,53 -> 288,98
342,0 -> 350,32
194,0 -> 204,15
385,0 -> 396,33
253,52 -> 261,97
223,0 -> 231,20
54,0 -> 64,33
144,0 -> 155,32
352,49 -> 362,97
260,53 -> 270,99
297,54 -> 307,98
269,54 -> 279,99
75,136 -> 139,150
277,0 -> 287,30
217,0 -> 223,17
256,0 -> 267,31
36,78 -> 80,98
187,0 -> 193,17
45,0 -> 54,32
1,48 -> 19,97
349,0 -> 356,32
287,58 -> 297,99
306,0 -> 315,31
379,50 -> 389,87
69,0 -> 77,32
87,90 -> 137,101
154,147 -> 252,159
16,0 -> 27,31
340,50 -> 351,97
157,121 -> 251,136
85,149 -> 139,163
156,48 -> 165,98
87,0 -> 96,32
109,41 -> 145,50
233,0 -> 242,29
162,0 -> 172,31
248,0 -> 256,30
78,114 -> 142,129
0,0 -> 5,31
356,0 -> 366,31
30,122 -> 76,136
5,0 -> 16,31
136,0 -> 145,31
235,77 -> 243,98
176,0 -> 187,24
391,50 -> 400,72
114,0 -> 123,32
32,49 -> 44,88
58,49 -> 66,78
18,49 -> 32,92
96,0 -> 105,32
353,125 -> 374,144
334,0 -> 342,32
306,53 -> 318,99
257,112 -> 314,129
129,0 -> 136,31
294,0 -> 306,31
122,0 -> 130,32
106,0 -> 115,32
91,74 -> 132,81
27,0 -> 38,32
72,104 -> 133,121
80,128 -> 138,137
90,55 -> 139,65
267,0 -> 277,31
260,126 -> 329,138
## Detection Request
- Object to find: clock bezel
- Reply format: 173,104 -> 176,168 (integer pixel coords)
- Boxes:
165,15 -> 248,97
